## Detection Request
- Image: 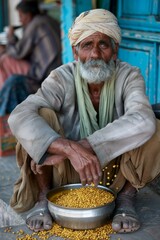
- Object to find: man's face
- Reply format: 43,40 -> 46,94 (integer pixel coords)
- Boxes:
73,32 -> 118,83
18,10 -> 33,26
73,32 -> 118,63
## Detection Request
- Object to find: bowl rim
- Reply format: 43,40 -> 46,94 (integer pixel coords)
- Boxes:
47,183 -> 117,211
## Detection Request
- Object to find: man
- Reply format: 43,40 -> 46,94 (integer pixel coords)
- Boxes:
0,0 -> 61,92
0,0 -> 61,116
8,9 -> 160,234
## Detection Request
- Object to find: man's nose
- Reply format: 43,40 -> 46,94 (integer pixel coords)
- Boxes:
90,47 -> 101,59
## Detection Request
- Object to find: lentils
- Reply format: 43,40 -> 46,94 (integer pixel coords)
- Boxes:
5,186 -> 115,239
10,222 -> 114,240
49,186 -> 114,208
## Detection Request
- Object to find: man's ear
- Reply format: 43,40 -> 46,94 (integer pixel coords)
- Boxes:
113,43 -> 119,60
72,46 -> 78,61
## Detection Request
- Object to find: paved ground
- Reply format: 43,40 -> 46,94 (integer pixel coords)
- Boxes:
0,154 -> 160,240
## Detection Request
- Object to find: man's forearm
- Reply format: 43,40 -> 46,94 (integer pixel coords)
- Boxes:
47,137 -> 102,186
78,139 -> 95,154
47,137 -> 72,157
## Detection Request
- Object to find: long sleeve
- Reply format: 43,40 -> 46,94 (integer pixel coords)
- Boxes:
87,62 -> 156,167
8,61 -> 156,167
8,63 -> 77,163
6,25 -> 34,60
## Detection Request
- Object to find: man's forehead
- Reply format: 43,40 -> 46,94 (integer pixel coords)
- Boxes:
80,32 -> 110,44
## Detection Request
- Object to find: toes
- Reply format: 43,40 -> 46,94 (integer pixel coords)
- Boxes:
35,220 -> 44,232
26,213 -> 53,232
127,218 -> 137,230
44,224 -> 52,230
112,222 -> 122,232
112,215 -> 140,233
43,215 -> 53,230
123,220 -> 130,230
27,218 -> 43,232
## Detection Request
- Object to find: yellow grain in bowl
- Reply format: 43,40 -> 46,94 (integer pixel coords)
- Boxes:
47,184 -> 116,230
49,186 -> 115,208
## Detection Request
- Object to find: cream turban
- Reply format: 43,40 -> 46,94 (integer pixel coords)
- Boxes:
68,9 -> 121,46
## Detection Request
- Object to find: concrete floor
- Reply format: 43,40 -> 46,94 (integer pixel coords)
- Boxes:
0,154 -> 160,240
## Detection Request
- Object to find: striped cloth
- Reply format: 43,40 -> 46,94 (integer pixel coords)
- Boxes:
5,14 -> 62,93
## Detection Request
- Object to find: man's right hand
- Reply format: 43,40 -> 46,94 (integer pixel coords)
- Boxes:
48,138 -> 102,186
30,154 -> 66,175
7,26 -> 14,39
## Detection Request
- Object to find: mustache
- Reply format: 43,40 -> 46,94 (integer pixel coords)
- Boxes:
82,59 -> 109,68
79,59 -> 115,84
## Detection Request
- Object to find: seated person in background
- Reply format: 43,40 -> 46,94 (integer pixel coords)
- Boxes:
0,0 -> 61,91
8,9 -> 160,234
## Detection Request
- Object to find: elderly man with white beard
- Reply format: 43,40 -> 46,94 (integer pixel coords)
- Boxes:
8,9 -> 160,233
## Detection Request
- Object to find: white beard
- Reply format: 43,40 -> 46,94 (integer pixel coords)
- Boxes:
79,59 -> 115,84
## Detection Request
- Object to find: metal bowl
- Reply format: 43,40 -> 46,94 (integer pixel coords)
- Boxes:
47,183 -> 116,230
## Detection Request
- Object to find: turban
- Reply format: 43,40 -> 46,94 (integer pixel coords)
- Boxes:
68,9 -> 121,46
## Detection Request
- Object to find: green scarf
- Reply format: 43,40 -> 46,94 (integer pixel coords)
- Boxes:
74,63 -> 115,139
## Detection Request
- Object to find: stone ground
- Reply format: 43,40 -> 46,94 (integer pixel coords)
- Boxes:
0,154 -> 160,240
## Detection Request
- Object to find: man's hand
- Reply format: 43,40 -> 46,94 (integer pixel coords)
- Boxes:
30,154 -> 65,175
78,139 -> 95,154
7,26 -> 14,39
48,138 -> 102,186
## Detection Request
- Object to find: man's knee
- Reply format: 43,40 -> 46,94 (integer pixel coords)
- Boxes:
38,108 -> 64,136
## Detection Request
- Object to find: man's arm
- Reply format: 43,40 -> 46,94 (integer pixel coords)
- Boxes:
87,63 -> 156,168
49,138 -> 102,186
31,138 -> 102,186
8,63 -> 78,164
6,20 -> 36,59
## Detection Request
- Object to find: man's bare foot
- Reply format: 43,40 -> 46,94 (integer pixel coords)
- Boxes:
26,200 -> 53,232
112,184 -> 140,233
112,211 -> 140,233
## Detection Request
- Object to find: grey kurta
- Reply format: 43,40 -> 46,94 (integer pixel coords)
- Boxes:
8,60 -> 156,168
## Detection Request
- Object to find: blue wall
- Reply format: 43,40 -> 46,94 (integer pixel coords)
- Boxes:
0,1 -> 8,32
117,0 -> 160,104
61,0 -> 93,64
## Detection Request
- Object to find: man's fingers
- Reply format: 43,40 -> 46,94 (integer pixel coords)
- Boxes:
30,160 -> 44,175
35,165 -> 43,174
79,159 -> 102,186
84,166 -> 93,185
30,155 -> 66,175
84,156 -> 102,186
30,160 -> 37,174
79,170 -> 87,186
45,155 -> 65,165
91,162 -> 102,186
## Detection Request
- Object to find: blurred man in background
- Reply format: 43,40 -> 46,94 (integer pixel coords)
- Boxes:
0,0 -> 61,116
0,0 -> 61,90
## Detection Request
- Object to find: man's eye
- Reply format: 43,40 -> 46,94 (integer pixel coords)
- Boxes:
99,42 -> 108,49
82,43 -> 91,49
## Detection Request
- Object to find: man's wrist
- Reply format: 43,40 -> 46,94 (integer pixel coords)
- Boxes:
48,137 -> 71,157
79,139 -> 95,154
38,152 -> 50,165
